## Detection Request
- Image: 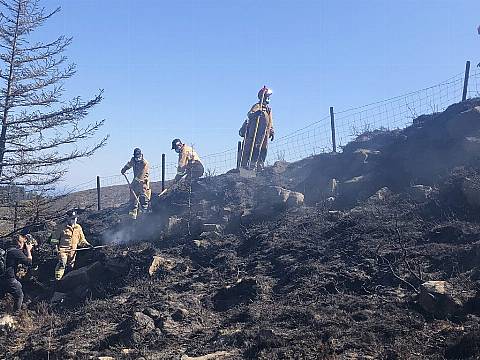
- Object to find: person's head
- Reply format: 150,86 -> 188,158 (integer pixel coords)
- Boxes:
16,227 -> 29,248
66,210 -> 78,226
133,148 -> 143,162
171,138 -> 183,153
257,86 -> 273,104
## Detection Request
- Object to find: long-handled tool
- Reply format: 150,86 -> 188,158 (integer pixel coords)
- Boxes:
123,173 -> 140,207
74,245 -> 108,252
246,87 -> 267,169
253,112 -> 273,169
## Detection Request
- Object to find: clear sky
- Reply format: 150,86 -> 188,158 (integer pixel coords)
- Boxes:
38,0 -> 480,188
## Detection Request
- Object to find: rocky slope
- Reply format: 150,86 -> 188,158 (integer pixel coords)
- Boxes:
1,100 -> 480,359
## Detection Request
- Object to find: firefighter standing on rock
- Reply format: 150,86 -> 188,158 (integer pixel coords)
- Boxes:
239,86 -> 275,170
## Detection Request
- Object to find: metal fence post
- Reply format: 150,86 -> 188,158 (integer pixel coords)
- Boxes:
13,201 -> 18,231
161,154 -> 166,191
330,106 -> 337,153
462,60 -> 471,102
96,176 -> 101,211
236,141 -> 242,169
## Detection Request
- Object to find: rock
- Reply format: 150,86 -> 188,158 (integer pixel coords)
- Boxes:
286,191 -> 304,208
0,314 -> 15,331
143,307 -> 161,320
181,351 -> 237,360
118,312 -> 156,345
408,184 -> 433,202
50,292 -> 68,305
256,186 -> 304,213
57,261 -> 106,294
193,239 -> 209,248
369,187 -> 392,201
148,255 -> 176,276
213,278 -> 258,311
171,308 -> 189,321
417,281 -> 462,319
353,148 -> 381,163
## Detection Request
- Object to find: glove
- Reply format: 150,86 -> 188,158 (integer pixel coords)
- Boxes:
269,129 -> 275,141
121,169 -> 125,175
477,62 -> 480,68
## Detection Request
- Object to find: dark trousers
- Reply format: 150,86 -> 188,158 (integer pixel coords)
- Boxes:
186,161 -> 204,180
1,277 -> 24,312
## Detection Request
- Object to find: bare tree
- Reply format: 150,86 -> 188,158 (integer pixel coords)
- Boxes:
0,0 -> 108,188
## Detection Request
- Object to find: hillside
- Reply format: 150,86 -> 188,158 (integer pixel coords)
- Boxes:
2,100 -> 480,359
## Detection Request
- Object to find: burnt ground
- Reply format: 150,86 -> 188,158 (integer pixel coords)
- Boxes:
2,100 -> 480,359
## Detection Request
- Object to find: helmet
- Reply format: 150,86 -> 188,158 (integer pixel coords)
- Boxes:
66,210 -> 78,219
257,86 -> 273,101
19,227 -> 30,236
171,138 -> 182,150
133,148 -> 143,161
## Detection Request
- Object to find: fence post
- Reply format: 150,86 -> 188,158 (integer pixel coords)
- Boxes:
13,201 -> 18,231
330,106 -> 337,153
236,141 -> 242,169
462,60 -> 471,102
161,154 -> 166,191
96,176 -> 101,211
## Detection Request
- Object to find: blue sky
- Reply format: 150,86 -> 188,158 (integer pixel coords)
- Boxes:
38,0 -> 480,187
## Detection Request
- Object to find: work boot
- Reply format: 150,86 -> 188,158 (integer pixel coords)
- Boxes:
55,263 -> 65,281
129,208 -> 138,220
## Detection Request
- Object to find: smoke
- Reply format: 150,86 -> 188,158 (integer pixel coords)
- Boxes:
101,213 -> 169,245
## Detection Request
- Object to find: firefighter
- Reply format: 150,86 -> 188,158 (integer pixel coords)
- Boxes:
50,210 -> 92,281
239,86 -> 274,170
171,139 -> 204,183
121,148 -> 151,219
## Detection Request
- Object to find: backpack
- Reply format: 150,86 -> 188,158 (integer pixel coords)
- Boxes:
0,248 -> 6,276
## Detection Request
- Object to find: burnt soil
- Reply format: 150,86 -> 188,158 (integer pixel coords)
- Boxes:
2,100 -> 480,359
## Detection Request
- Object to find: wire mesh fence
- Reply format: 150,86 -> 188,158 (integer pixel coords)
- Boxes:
60,63 -> 480,209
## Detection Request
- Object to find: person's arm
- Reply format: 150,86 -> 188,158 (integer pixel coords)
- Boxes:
239,120 -> 247,137
268,109 -> 274,141
77,225 -> 91,247
13,246 -> 32,267
121,159 -> 133,174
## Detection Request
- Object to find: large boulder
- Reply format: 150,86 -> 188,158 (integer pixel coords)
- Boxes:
254,186 -> 304,217
117,311 -> 159,346
417,281 -> 462,319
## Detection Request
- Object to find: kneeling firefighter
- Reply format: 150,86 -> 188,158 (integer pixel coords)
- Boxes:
121,148 -> 151,219
50,210 -> 92,281
171,139 -> 204,183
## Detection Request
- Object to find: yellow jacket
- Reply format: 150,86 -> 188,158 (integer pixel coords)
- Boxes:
177,145 -> 201,175
240,102 -> 274,138
121,158 -> 150,183
54,223 -> 90,252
